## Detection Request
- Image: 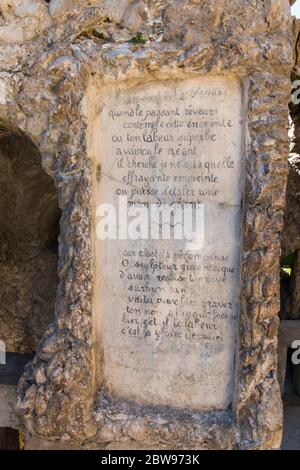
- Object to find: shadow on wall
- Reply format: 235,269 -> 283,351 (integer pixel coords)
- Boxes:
0,124 -> 60,354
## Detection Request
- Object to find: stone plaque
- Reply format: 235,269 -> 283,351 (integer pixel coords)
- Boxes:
95,77 -> 244,410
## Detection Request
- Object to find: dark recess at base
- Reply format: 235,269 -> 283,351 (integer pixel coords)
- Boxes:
0,352 -> 34,386
0,428 -> 20,450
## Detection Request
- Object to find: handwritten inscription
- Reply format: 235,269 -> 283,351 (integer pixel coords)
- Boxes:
96,78 -> 244,410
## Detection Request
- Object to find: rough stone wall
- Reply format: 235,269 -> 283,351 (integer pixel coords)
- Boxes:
0,130 -> 60,352
282,157 -> 300,258
0,0 -> 293,450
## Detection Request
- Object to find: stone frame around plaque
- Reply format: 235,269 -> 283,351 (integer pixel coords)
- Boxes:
0,1 -> 292,450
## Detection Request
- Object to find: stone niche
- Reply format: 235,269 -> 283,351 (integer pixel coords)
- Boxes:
0,0 -> 292,451
0,127 -> 60,353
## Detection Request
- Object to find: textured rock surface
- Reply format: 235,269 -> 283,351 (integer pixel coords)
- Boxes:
0,0 -> 293,450
0,1 -> 52,45
0,385 -> 20,429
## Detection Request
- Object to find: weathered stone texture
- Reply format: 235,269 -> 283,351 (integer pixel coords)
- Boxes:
0,0 -> 293,450
0,385 -> 20,429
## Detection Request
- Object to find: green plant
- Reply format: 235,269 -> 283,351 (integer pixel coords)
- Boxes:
128,32 -> 147,45
281,252 -> 296,276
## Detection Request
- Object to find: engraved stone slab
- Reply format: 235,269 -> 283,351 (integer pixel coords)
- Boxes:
95,77 -> 244,410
